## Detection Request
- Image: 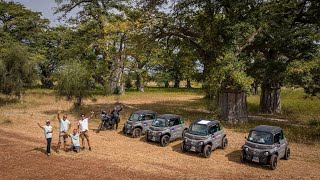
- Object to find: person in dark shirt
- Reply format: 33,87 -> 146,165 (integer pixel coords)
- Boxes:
110,105 -> 123,130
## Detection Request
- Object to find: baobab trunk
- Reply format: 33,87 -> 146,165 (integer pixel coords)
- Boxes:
186,77 -> 192,88
136,73 -> 144,92
259,82 -> 281,114
218,90 -> 248,123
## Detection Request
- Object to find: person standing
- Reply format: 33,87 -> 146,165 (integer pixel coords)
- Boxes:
37,120 -> 53,156
67,129 -> 81,153
57,112 -> 71,153
110,105 -> 123,130
78,111 -> 94,151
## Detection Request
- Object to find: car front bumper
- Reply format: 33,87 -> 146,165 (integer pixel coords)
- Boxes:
123,124 -> 134,134
146,131 -> 161,142
243,149 -> 269,164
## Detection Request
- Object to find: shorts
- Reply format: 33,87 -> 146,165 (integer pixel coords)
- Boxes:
80,131 -> 89,140
69,145 -> 80,152
59,133 -> 68,142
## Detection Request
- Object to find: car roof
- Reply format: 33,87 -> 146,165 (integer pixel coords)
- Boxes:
252,125 -> 282,134
192,119 -> 220,126
157,114 -> 181,120
132,110 -> 157,115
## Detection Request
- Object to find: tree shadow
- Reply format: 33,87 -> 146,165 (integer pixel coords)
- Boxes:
225,150 -> 270,170
0,97 -> 19,107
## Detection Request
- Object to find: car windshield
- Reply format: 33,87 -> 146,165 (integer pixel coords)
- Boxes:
188,124 -> 208,136
152,118 -> 167,127
248,130 -> 273,145
129,113 -> 141,121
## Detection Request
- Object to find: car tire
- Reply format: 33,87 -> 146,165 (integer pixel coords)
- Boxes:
240,151 -> 246,163
269,154 -> 278,170
145,132 -> 150,142
181,142 -> 187,152
284,146 -> 290,160
132,128 -> 142,138
182,129 -> 187,138
222,137 -> 228,149
161,135 -> 170,147
202,144 -> 212,158
122,126 -> 126,135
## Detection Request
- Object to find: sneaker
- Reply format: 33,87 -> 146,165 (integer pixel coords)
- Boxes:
47,153 -> 51,156
81,146 -> 85,150
89,147 -> 92,151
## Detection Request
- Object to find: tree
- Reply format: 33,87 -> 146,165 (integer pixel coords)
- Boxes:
55,61 -> 93,108
243,0 -> 320,114
0,44 -> 35,99
54,0 -> 130,94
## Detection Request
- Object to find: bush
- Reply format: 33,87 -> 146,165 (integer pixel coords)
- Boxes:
55,61 -> 93,108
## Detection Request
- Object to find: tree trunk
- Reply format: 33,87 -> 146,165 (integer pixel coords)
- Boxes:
186,77 -> 192,88
174,78 -> 180,88
74,96 -> 82,109
164,81 -> 169,88
218,90 -> 248,123
259,82 -> 281,114
136,73 -> 144,92
41,78 -> 54,89
251,81 -> 258,95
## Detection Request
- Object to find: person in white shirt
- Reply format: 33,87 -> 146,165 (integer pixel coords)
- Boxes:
57,112 -> 71,153
67,129 -> 80,153
78,111 -> 94,151
37,120 -> 53,156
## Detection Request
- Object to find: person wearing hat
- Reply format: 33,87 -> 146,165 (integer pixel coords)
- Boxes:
37,120 -> 53,156
110,105 -> 123,130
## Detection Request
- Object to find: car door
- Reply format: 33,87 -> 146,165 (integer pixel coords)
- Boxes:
276,131 -> 286,158
142,113 -> 155,133
209,124 -> 222,149
169,118 -> 181,140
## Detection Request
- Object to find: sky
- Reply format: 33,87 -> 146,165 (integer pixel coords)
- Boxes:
8,0 -> 76,26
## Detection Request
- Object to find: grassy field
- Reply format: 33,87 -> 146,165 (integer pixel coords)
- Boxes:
1,87 -> 319,143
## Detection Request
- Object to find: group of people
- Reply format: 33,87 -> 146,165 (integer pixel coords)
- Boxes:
37,105 -> 123,156
37,111 -> 94,156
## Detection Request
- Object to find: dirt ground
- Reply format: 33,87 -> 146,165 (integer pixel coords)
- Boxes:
0,90 -> 319,179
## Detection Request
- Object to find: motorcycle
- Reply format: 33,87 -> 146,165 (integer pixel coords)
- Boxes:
96,111 -> 114,133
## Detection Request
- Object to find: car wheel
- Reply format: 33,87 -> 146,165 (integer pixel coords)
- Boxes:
182,129 -> 187,138
284,146 -> 290,160
181,142 -> 187,152
222,137 -> 228,149
145,132 -> 150,142
269,154 -> 278,170
202,144 -> 212,158
161,135 -> 170,147
132,128 -> 142,138
122,126 -> 126,135
240,151 -> 246,163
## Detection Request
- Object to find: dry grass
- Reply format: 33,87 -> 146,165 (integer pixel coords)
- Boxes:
1,88 -> 320,179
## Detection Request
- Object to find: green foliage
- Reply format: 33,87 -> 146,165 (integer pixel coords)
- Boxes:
205,52 -> 253,98
0,44 -> 35,98
288,58 -> 320,99
55,61 -> 93,108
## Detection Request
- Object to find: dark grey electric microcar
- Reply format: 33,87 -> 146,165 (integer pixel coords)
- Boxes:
241,125 -> 290,170
123,110 -> 157,138
181,119 -> 228,158
145,114 -> 187,147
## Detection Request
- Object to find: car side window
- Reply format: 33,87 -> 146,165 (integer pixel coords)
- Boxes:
274,133 -> 281,143
144,114 -> 154,120
208,125 -> 218,134
280,131 -> 284,140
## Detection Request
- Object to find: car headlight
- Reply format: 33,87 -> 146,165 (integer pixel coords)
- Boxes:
199,141 -> 204,146
157,132 -> 162,136
185,138 -> 188,142
245,147 -> 249,152
264,151 -> 269,156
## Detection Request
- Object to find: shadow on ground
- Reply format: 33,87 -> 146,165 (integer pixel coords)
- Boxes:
226,150 -> 270,170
